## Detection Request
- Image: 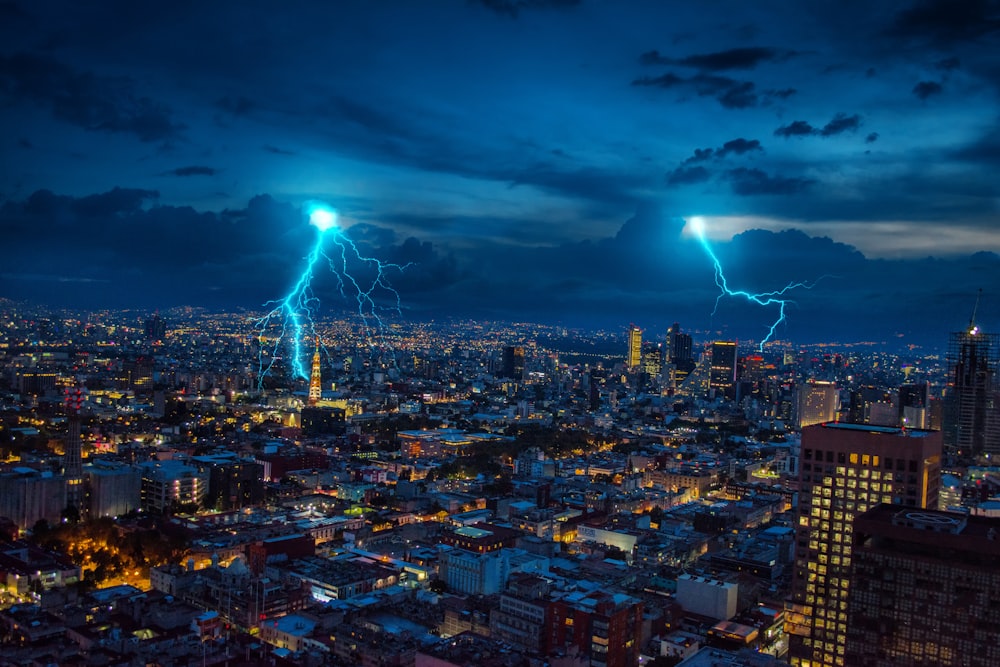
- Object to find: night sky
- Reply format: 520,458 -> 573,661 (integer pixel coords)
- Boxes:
2,0 -> 1000,346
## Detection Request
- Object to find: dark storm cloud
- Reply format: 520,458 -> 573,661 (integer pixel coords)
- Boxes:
633,72 -> 781,109
951,125 -> 1000,165
774,113 -> 863,138
679,138 -> 762,165
912,80 -> 943,99
890,0 -> 1000,45
718,138 -> 763,157
17,138 -> 32,149
164,166 -> 219,177
0,188 -> 462,311
669,138 -> 762,186
865,132 -> 880,143
820,113 -> 862,136
667,165 -> 712,185
474,0 -> 581,18
303,95 -> 647,208
640,47 -> 797,71
0,53 -> 181,142
935,56 -> 961,71
683,148 -> 716,165
726,167 -> 813,196
774,120 -> 816,137
71,187 -> 159,217
263,145 -> 296,156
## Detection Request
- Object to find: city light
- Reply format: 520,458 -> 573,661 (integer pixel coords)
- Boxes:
254,201 -> 410,387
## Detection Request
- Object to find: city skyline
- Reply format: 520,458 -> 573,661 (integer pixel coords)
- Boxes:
2,1 -> 1000,345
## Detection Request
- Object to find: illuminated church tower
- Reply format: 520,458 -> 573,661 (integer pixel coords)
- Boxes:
308,338 -> 322,406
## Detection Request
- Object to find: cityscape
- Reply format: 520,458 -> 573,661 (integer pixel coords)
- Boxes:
0,302 -> 998,666
3,1 -> 1000,666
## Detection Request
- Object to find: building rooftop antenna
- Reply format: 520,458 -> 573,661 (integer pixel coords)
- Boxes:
969,288 -> 983,334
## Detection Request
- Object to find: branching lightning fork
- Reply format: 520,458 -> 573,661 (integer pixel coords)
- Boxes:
254,202 -> 409,388
690,217 -> 822,351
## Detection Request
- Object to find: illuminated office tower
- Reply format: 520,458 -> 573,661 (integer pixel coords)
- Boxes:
945,324 -> 1000,459
627,325 -> 642,370
308,338 -> 322,406
796,381 -> 839,428
844,505 -> 1000,666
641,342 -> 662,377
709,341 -> 737,399
787,423 -> 942,667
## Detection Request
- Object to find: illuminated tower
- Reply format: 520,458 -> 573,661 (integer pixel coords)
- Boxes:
796,380 -> 839,428
627,324 -> 642,370
787,422 -> 942,667
945,323 -> 1000,459
308,338 -> 322,406
63,387 -> 85,513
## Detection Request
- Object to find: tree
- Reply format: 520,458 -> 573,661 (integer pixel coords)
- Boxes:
428,578 -> 447,594
61,504 -> 81,525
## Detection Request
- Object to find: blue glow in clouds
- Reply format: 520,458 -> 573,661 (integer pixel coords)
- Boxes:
688,217 -> 821,350
254,202 -> 409,388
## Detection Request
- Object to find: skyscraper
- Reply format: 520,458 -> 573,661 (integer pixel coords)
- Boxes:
627,324 -> 642,370
502,345 -> 525,381
63,387 -> 85,513
641,341 -> 662,378
144,313 -> 166,341
308,338 -> 322,406
796,381 -> 839,428
709,341 -> 737,399
667,323 -> 695,383
898,381 -> 930,429
945,324 -> 1000,459
844,505 -> 1000,666
787,422 -> 942,667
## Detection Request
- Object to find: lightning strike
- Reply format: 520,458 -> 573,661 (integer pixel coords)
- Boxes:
689,216 -> 821,351
254,202 -> 409,389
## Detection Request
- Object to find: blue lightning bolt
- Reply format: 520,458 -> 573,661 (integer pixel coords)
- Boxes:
690,217 -> 822,351
254,202 -> 409,389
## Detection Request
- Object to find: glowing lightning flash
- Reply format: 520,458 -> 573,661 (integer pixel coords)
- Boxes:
689,217 -> 821,351
254,202 -> 409,388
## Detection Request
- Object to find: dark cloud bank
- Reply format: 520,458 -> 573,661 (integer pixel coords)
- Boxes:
2,188 -> 997,347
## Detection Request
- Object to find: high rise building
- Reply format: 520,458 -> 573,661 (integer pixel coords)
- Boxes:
844,505 -> 1000,666
787,422 -> 942,667
898,381 -> 930,429
796,381 -> 839,428
709,341 -> 737,399
144,313 -> 166,341
667,323 -> 696,384
502,345 -> 525,381
63,387 -> 84,513
641,341 -> 662,378
308,338 -> 322,406
945,324 -> 1000,459
627,325 -> 642,370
